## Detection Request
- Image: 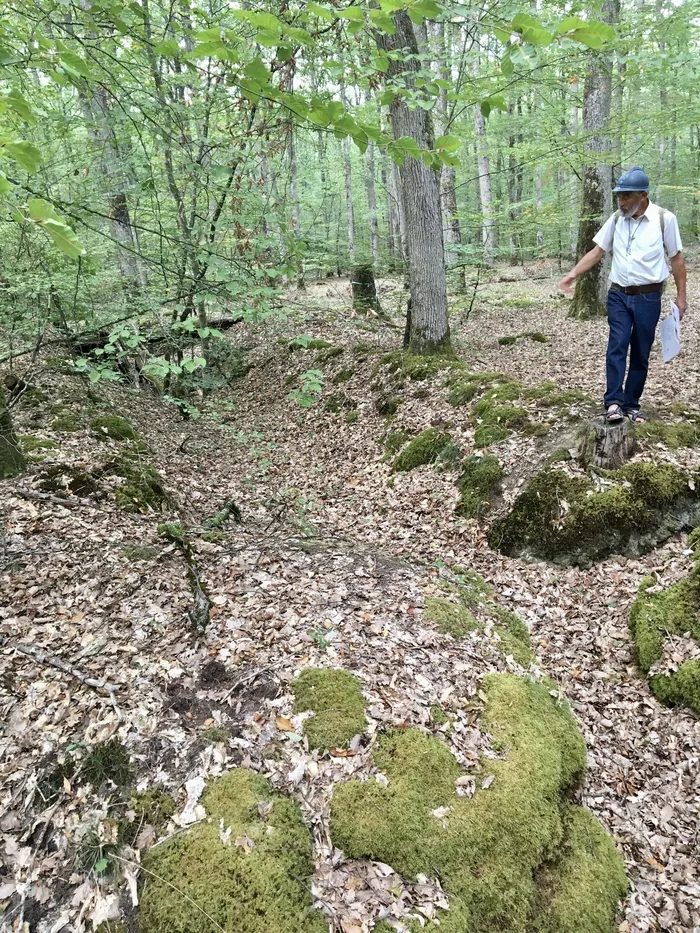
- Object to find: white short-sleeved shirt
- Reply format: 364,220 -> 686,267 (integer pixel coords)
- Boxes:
593,201 -> 683,287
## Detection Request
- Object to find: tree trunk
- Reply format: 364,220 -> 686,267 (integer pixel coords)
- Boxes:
569,0 -> 617,319
473,99 -> 494,267
340,85 -> 356,268
580,417 -> 634,469
352,263 -> 380,313
430,20 -> 465,289
288,121 -> 305,289
0,386 -> 25,478
377,11 -> 450,354
365,94 -> 380,269
536,164 -> 544,252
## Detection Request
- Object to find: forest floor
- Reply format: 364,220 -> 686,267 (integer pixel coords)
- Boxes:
1,261 -> 699,933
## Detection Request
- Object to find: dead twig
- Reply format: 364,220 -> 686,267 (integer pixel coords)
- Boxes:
5,640 -> 122,720
14,488 -> 90,509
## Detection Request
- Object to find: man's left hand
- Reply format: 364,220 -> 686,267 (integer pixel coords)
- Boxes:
676,296 -> 688,320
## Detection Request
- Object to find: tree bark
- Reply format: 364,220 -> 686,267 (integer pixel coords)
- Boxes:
580,417 -> 634,469
364,94 -> 380,269
473,97 -> 494,267
339,85 -> 356,268
377,11 -> 450,354
569,0 -> 617,319
352,263 -> 380,313
0,386 -> 25,478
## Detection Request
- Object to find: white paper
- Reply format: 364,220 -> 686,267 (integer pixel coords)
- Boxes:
660,301 -> 681,363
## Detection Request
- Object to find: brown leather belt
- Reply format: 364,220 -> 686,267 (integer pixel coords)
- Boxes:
610,282 -> 664,295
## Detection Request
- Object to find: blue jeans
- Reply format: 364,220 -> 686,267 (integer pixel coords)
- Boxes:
604,288 -> 662,411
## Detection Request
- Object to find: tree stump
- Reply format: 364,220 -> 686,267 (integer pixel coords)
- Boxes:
579,417 -> 634,470
351,263 -> 380,314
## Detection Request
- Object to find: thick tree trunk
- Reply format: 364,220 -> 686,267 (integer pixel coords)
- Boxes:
473,100 -> 494,267
569,0 -> 617,319
536,164 -> 544,251
365,94 -> 380,269
288,123 -> 305,289
0,387 -> 25,478
352,263 -> 380,313
378,11 -> 450,354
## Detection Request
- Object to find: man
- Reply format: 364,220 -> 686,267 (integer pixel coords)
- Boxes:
560,166 -> 687,423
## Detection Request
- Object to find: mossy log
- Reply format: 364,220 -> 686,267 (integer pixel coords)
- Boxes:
351,263 -> 380,314
580,417 -> 634,469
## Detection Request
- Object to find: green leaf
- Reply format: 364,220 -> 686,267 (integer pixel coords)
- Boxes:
555,16 -> 588,33
434,134 -> 461,152
153,38 -> 180,56
493,26 -> 511,43
378,0 -> 405,9
244,57 -> 271,85
5,140 -> 42,173
57,49 -> 92,79
28,198 -> 58,221
570,30 -> 604,49
409,0 -> 440,22
501,53 -> 514,76
0,171 -> 11,196
41,218 -> 86,259
306,1 -> 335,20
5,90 -> 37,126
369,10 -> 396,33
511,13 -> 553,46
480,100 -> 491,118
338,6 -> 364,21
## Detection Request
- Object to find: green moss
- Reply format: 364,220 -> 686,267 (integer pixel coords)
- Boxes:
123,545 -> 159,561
448,382 -> 479,406
425,597 -> 479,636
38,466 -> 100,497
201,530 -> 226,543
472,400 -> 526,425
381,350 -> 465,382
315,346 -> 344,363
201,726 -> 232,744
375,395 -> 401,416
430,704 -> 450,726
21,436 -> 57,452
51,412 -> 82,432
535,389 -> 592,411
332,368 -> 354,384
138,769 -> 326,933
293,668 -> 366,750
474,424 -> 510,448
119,787 -> 176,845
629,561 -> 700,713
391,429 -> 452,472
330,674 -> 611,933
489,462 -> 699,565
689,526 -> 700,553
112,453 -> 167,513
384,429 -> 411,453
91,415 -> 137,441
477,382 -> 524,404
498,335 -> 518,346
83,739 -> 133,787
533,807 -> 628,933
95,923 -> 128,933
525,331 -> 550,344
456,455 -> 504,518
289,337 -> 333,352
345,410 -> 359,424
635,419 -> 700,449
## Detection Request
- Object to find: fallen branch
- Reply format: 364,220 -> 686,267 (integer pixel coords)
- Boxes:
15,488 -> 86,509
5,640 -> 122,720
159,523 -> 212,635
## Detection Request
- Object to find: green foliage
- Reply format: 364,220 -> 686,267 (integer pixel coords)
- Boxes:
474,424 -> 511,448
330,674 -> 624,932
139,770 -> 327,933
293,668 -> 366,750
635,418 -> 700,449
82,739 -> 133,787
288,369 -> 324,407
381,350 -> 464,382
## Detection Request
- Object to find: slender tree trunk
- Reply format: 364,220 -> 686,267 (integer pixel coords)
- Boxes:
536,164 -> 544,251
381,157 -> 396,264
474,101 -> 494,267
339,85 -> 356,268
570,81 -> 580,259
364,93 -> 380,269
570,0 -> 617,319
0,387 -> 25,478
377,10 -> 450,354
430,20 -> 465,289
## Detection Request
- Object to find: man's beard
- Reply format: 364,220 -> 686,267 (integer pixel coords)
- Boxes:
620,198 -> 643,217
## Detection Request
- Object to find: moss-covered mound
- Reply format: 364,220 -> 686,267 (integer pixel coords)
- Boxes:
91,415 -> 138,441
110,453 -> 167,513
293,668 -> 366,750
138,769 -> 326,933
630,558 -> 700,714
330,673 -> 627,932
488,462 -> 700,566
381,349 -> 465,382
391,428 -> 452,472
634,418 -> 700,450
425,572 -> 534,667
456,455 -> 503,518
38,465 -> 101,497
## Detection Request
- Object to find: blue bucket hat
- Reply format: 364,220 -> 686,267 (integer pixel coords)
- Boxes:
613,166 -> 650,193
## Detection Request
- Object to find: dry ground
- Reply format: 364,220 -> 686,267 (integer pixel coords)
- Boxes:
0,261 -> 698,932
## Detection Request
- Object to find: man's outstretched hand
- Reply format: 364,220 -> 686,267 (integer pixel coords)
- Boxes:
559,272 -> 576,295
675,296 -> 687,321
